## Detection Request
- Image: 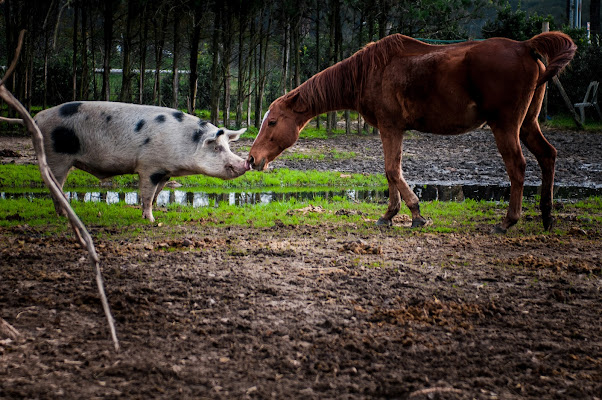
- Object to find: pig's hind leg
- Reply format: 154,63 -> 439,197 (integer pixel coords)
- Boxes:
47,160 -> 73,217
138,171 -> 170,222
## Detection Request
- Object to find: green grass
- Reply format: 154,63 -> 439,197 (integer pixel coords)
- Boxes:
281,149 -> 357,161
544,114 -> 602,131
2,194 -> 600,235
0,164 -> 387,189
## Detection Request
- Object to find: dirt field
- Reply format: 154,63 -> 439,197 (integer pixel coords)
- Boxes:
1,129 -> 601,399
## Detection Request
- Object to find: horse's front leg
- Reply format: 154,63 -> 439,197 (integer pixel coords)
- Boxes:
377,130 -> 426,227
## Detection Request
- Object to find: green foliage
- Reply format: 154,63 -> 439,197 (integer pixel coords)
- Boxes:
482,2 -> 556,40
550,32 -> 602,117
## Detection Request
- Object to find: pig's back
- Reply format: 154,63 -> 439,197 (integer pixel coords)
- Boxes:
35,102 -> 207,173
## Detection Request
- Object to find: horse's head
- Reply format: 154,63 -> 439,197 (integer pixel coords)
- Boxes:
247,93 -> 308,171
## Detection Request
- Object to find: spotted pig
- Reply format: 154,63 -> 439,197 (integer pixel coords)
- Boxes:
34,101 -> 249,222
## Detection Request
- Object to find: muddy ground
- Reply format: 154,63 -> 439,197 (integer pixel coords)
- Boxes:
1,128 -> 601,399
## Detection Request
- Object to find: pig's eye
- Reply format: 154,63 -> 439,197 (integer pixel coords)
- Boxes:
268,120 -> 277,127
215,145 -> 224,152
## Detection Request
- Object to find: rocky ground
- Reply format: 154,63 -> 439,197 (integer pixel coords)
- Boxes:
1,128 -> 601,399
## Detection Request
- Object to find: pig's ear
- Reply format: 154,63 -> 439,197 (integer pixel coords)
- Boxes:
226,128 -> 246,142
202,129 -> 224,146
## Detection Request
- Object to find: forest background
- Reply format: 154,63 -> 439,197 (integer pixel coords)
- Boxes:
2,0 -> 602,133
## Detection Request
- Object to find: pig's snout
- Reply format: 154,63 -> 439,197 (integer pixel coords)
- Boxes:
225,158 -> 249,179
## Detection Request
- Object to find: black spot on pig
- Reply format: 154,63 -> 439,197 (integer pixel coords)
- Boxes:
216,129 -> 224,137
142,137 -> 151,146
106,115 -> 112,123
51,127 -> 80,154
155,114 -> 166,123
135,119 -> 146,132
192,129 -> 203,143
150,171 -> 168,185
173,111 -> 184,122
59,102 -> 83,117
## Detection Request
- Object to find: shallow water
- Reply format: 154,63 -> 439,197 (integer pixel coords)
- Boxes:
2,183 -> 600,208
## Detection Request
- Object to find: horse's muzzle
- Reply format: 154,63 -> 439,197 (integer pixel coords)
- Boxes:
247,155 -> 267,171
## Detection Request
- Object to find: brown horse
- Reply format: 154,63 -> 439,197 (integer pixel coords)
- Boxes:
248,32 -> 577,232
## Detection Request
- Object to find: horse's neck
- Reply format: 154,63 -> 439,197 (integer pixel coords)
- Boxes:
297,61 -> 359,119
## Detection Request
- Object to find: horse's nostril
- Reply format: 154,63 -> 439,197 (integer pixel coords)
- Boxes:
248,155 -> 255,167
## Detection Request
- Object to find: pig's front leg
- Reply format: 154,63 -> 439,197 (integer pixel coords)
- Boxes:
138,170 -> 169,222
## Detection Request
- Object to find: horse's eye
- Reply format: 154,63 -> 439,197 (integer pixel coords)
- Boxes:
268,120 -> 277,127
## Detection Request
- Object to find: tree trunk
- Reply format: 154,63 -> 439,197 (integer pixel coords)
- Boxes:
102,0 -> 114,101
80,4 -> 89,100
172,11 -> 180,109
235,20 -> 245,128
120,0 -> 135,103
139,3 -> 149,104
591,0 -> 601,35
43,29 -> 49,108
357,8 -> 365,135
293,19 -> 300,88
222,6 -> 233,127
315,1 -> 321,130
254,6 -> 266,128
188,5 -> 202,114
327,0 -> 341,133
72,0 -> 79,101
153,8 -> 168,106
210,5 -> 222,125
281,22 -> 290,95
91,9 -> 98,101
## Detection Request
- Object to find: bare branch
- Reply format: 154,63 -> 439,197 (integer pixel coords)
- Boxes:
0,317 -> 21,340
43,0 -> 59,31
0,30 -> 26,87
0,116 -> 24,125
53,0 -> 73,50
409,387 -> 463,398
0,29 -> 120,351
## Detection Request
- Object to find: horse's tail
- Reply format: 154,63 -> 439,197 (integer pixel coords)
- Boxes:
526,31 -> 577,87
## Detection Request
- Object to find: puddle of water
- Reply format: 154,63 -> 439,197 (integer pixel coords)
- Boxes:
2,183 -> 601,208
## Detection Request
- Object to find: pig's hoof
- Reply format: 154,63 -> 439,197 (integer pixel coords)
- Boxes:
142,212 -> 155,223
376,217 -> 392,226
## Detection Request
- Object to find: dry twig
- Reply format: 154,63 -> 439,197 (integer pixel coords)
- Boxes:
0,317 -> 21,340
0,29 -> 119,351
409,387 -> 463,398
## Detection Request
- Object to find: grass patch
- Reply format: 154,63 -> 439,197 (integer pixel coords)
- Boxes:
2,194 -> 599,237
544,114 -> 602,132
281,149 -> 357,161
0,164 -> 387,189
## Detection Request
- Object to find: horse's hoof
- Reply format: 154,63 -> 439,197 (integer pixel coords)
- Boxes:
491,224 -> 507,234
411,217 -> 427,228
543,216 -> 556,231
376,217 -> 392,226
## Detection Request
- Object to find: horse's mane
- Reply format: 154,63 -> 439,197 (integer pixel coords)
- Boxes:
285,34 -> 408,114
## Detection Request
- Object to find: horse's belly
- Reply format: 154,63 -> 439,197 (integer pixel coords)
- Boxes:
409,101 -> 486,135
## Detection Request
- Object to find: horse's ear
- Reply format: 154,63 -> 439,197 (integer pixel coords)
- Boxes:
285,92 -> 307,114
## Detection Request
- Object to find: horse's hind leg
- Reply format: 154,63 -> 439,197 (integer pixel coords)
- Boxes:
520,119 -> 557,231
377,130 -> 426,227
489,122 -> 526,233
